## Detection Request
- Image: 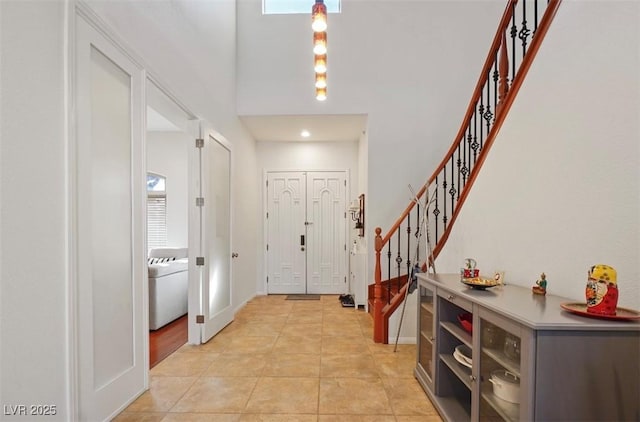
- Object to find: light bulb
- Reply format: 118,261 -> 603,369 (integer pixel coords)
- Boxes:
315,74 -> 327,89
311,1 -> 327,33
316,87 -> 327,101
314,55 -> 327,74
313,32 -> 327,55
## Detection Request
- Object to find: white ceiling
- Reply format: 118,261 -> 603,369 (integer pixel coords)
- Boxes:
239,114 -> 368,142
148,108 -> 368,143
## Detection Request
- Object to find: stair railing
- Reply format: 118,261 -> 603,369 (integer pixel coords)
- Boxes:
372,0 -> 563,343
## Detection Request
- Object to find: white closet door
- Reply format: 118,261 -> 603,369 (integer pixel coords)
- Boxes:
190,127 -> 234,344
75,15 -> 146,421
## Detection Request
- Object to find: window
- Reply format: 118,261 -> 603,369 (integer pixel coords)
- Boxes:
263,0 -> 341,15
147,173 -> 167,252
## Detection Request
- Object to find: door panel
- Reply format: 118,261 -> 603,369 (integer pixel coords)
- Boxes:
306,172 -> 347,294
266,172 -> 306,294
76,16 -> 146,421
266,171 -> 347,295
194,129 -> 234,343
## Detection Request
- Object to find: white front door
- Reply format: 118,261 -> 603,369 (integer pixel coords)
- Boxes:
75,15 -> 146,421
306,172 -> 348,294
266,171 -> 347,295
266,172 -> 307,294
189,126 -> 234,344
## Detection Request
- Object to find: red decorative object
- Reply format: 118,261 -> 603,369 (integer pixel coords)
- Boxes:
458,312 -> 473,334
560,303 -> 640,321
586,264 -> 618,315
463,268 -> 479,278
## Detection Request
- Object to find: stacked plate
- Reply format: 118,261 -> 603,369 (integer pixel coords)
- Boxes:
453,344 -> 473,368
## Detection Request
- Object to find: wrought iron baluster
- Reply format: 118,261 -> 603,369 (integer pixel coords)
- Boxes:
463,124 -> 470,186
476,97 -> 483,161
493,52 -> 499,122
386,242 -> 391,304
406,215 -> 411,275
433,177 -> 439,241
415,203 -> 420,260
483,75 -> 493,147
449,155 -> 456,217
456,143 -> 461,200
511,3 -> 517,79
519,0 -> 531,57
442,166 -> 448,228
472,104 -> 478,168
534,0 -> 539,35
396,226 -> 402,298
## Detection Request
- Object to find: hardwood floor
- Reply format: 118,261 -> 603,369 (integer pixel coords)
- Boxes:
149,314 -> 187,368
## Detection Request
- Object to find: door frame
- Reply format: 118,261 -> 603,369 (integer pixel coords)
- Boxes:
262,169 -> 350,295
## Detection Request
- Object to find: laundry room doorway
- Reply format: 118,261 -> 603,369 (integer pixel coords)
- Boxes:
266,171 -> 348,295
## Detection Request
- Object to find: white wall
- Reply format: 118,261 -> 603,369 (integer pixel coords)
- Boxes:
437,1 -> 640,309
1,1 -> 69,419
237,0 -> 506,286
147,131 -> 189,250
256,140 -> 359,293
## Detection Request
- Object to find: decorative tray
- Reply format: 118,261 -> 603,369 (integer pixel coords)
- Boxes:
461,277 -> 499,290
560,302 -> 640,321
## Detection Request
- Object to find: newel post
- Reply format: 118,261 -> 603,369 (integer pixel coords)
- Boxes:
373,227 -> 385,343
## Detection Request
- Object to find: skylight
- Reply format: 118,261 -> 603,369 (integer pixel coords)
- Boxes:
263,0 -> 341,15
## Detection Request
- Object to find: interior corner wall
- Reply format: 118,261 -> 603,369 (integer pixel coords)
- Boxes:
1,1 -> 70,419
436,1 -> 640,308
146,131 -> 190,250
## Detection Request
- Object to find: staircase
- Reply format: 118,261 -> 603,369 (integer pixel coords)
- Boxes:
369,0 -> 563,343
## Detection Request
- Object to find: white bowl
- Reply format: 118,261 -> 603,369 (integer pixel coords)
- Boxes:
453,344 -> 473,368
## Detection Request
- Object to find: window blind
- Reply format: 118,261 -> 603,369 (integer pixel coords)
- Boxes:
147,195 -> 167,251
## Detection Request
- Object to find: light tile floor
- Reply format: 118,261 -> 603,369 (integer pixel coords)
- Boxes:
114,295 -> 443,421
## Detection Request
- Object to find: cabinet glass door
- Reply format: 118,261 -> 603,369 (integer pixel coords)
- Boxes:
418,284 -> 435,383
479,318 -> 521,421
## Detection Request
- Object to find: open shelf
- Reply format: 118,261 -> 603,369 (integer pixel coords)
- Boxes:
480,383 -> 520,422
440,353 -> 472,390
482,346 -> 520,377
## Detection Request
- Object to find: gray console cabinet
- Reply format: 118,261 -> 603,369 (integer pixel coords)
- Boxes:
415,273 -> 640,421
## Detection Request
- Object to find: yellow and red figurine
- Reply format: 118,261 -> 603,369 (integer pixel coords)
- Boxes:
585,264 -> 618,315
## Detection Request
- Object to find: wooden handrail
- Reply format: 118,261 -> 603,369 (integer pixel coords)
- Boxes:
372,0 -> 563,343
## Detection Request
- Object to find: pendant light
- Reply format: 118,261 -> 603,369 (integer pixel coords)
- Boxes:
312,0 -> 327,101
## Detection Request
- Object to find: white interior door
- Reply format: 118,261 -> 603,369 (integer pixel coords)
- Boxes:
189,127 -> 234,344
306,172 -> 348,294
76,15 -> 146,421
266,171 -> 347,295
266,172 -> 307,294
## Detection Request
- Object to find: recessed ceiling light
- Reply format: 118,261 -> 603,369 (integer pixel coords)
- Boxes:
301,130 -> 310,138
